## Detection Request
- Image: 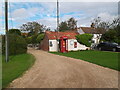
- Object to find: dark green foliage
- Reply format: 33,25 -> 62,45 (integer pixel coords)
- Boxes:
59,21 -> 69,32
8,29 -> 21,36
92,16 -> 120,44
101,29 -> 120,44
67,17 -> 77,30
2,34 -> 27,55
76,34 -> 93,47
58,17 -> 77,32
36,34 -> 44,43
20,22 -> 50,36
31,35 -> 38,44
26,34 -> 44,44
26,36 -> 32,44
101,29 -> 117,42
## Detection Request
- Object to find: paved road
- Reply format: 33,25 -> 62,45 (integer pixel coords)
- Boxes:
9,49 -> 118,88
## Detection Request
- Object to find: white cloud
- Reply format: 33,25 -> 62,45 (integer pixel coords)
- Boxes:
12,8 -> 34,19
5,2 -> 118,31
38,17 -> 57,30
97,13 -> 118,22
60,2 -> 118,15
11,7 -> 39,21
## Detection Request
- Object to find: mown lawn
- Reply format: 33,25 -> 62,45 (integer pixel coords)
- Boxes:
2,53 -> 35,88
51,50 -> 119,71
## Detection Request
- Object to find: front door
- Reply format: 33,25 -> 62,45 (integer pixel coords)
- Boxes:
60,36 -> 68,53
62,39 -> 66,52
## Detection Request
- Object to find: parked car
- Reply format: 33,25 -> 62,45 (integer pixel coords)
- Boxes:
97,42 -> 120,52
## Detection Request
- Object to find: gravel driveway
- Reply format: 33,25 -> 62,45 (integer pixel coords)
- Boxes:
9,48 -> 118,88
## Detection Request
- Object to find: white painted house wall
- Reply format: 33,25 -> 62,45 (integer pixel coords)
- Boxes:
49,40 -> 58,52
92,34 -> 102,44
68,39 -> 87,51
49,39 -> 88,52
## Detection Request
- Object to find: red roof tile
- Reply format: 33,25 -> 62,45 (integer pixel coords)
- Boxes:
45,31 -> 78,40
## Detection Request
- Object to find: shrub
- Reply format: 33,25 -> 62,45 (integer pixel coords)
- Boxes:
101,29 -> 120,44
31,35 -> 38,44
8,29 -> 21,36
36,34 -> 44,43
26,36 -> 32,44
2,34 -> 27,55
76,34 -> 93,47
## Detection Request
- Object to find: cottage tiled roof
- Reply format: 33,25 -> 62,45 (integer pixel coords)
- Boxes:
45,31 -> 78,40
79,27 -> 105,34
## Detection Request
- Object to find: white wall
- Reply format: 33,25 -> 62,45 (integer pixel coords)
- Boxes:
49,40 -> 58,52
68,39 -> 88,51
49,39 -> 88,52
92,34 -> 102,44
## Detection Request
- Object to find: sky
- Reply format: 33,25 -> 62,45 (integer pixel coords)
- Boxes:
0,1 -> 119,34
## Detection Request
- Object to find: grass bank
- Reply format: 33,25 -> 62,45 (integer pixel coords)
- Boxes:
51,50 -> 119,71
2,53 -> 35,88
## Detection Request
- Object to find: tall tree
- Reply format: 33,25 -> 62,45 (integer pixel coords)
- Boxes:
59,21 -> 69,32
58,17 -> 77,32
91,17 -> 110,33
20,22 -> 48,36
67,17 -> 77,30
111,16 -> 120,30
101,16 -> 120,44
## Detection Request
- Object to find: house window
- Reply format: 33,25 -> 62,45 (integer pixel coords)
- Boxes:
70,40 -> 74,45
74,42 -> 77,48
49,41 -> 53,47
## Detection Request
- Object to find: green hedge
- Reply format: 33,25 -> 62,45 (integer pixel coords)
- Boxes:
36,34 -> 44,43
8,29 -> 21,36
2,34 -> 27,55
76,34 -> 93,47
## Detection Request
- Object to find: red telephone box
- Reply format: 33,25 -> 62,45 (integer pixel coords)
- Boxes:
60,36 -> 68,53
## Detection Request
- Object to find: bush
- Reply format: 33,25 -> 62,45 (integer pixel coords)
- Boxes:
36,34 -> 44,43
8,29 -> 21,36
31,35 -> 38,44
26,36 -> 32,44
76,34 -> 93,47
101,29 -> 120,44
2,34 -> 27,55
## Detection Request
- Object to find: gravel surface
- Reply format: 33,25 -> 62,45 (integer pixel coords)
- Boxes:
9,48 -> 118,88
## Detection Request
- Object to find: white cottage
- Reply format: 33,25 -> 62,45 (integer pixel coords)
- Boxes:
77,27 -> 103,44
40,31 -> 88,52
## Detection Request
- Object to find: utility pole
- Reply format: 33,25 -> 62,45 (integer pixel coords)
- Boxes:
5,0 -> 9,62
57,0 -> 59,31
56,0 -> 59,52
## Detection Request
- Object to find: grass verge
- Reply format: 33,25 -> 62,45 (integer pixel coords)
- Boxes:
51,50 -> 119,71
2,53 -> 35,88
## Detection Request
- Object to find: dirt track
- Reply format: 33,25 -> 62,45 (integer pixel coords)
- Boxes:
9,48 -> 118,88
